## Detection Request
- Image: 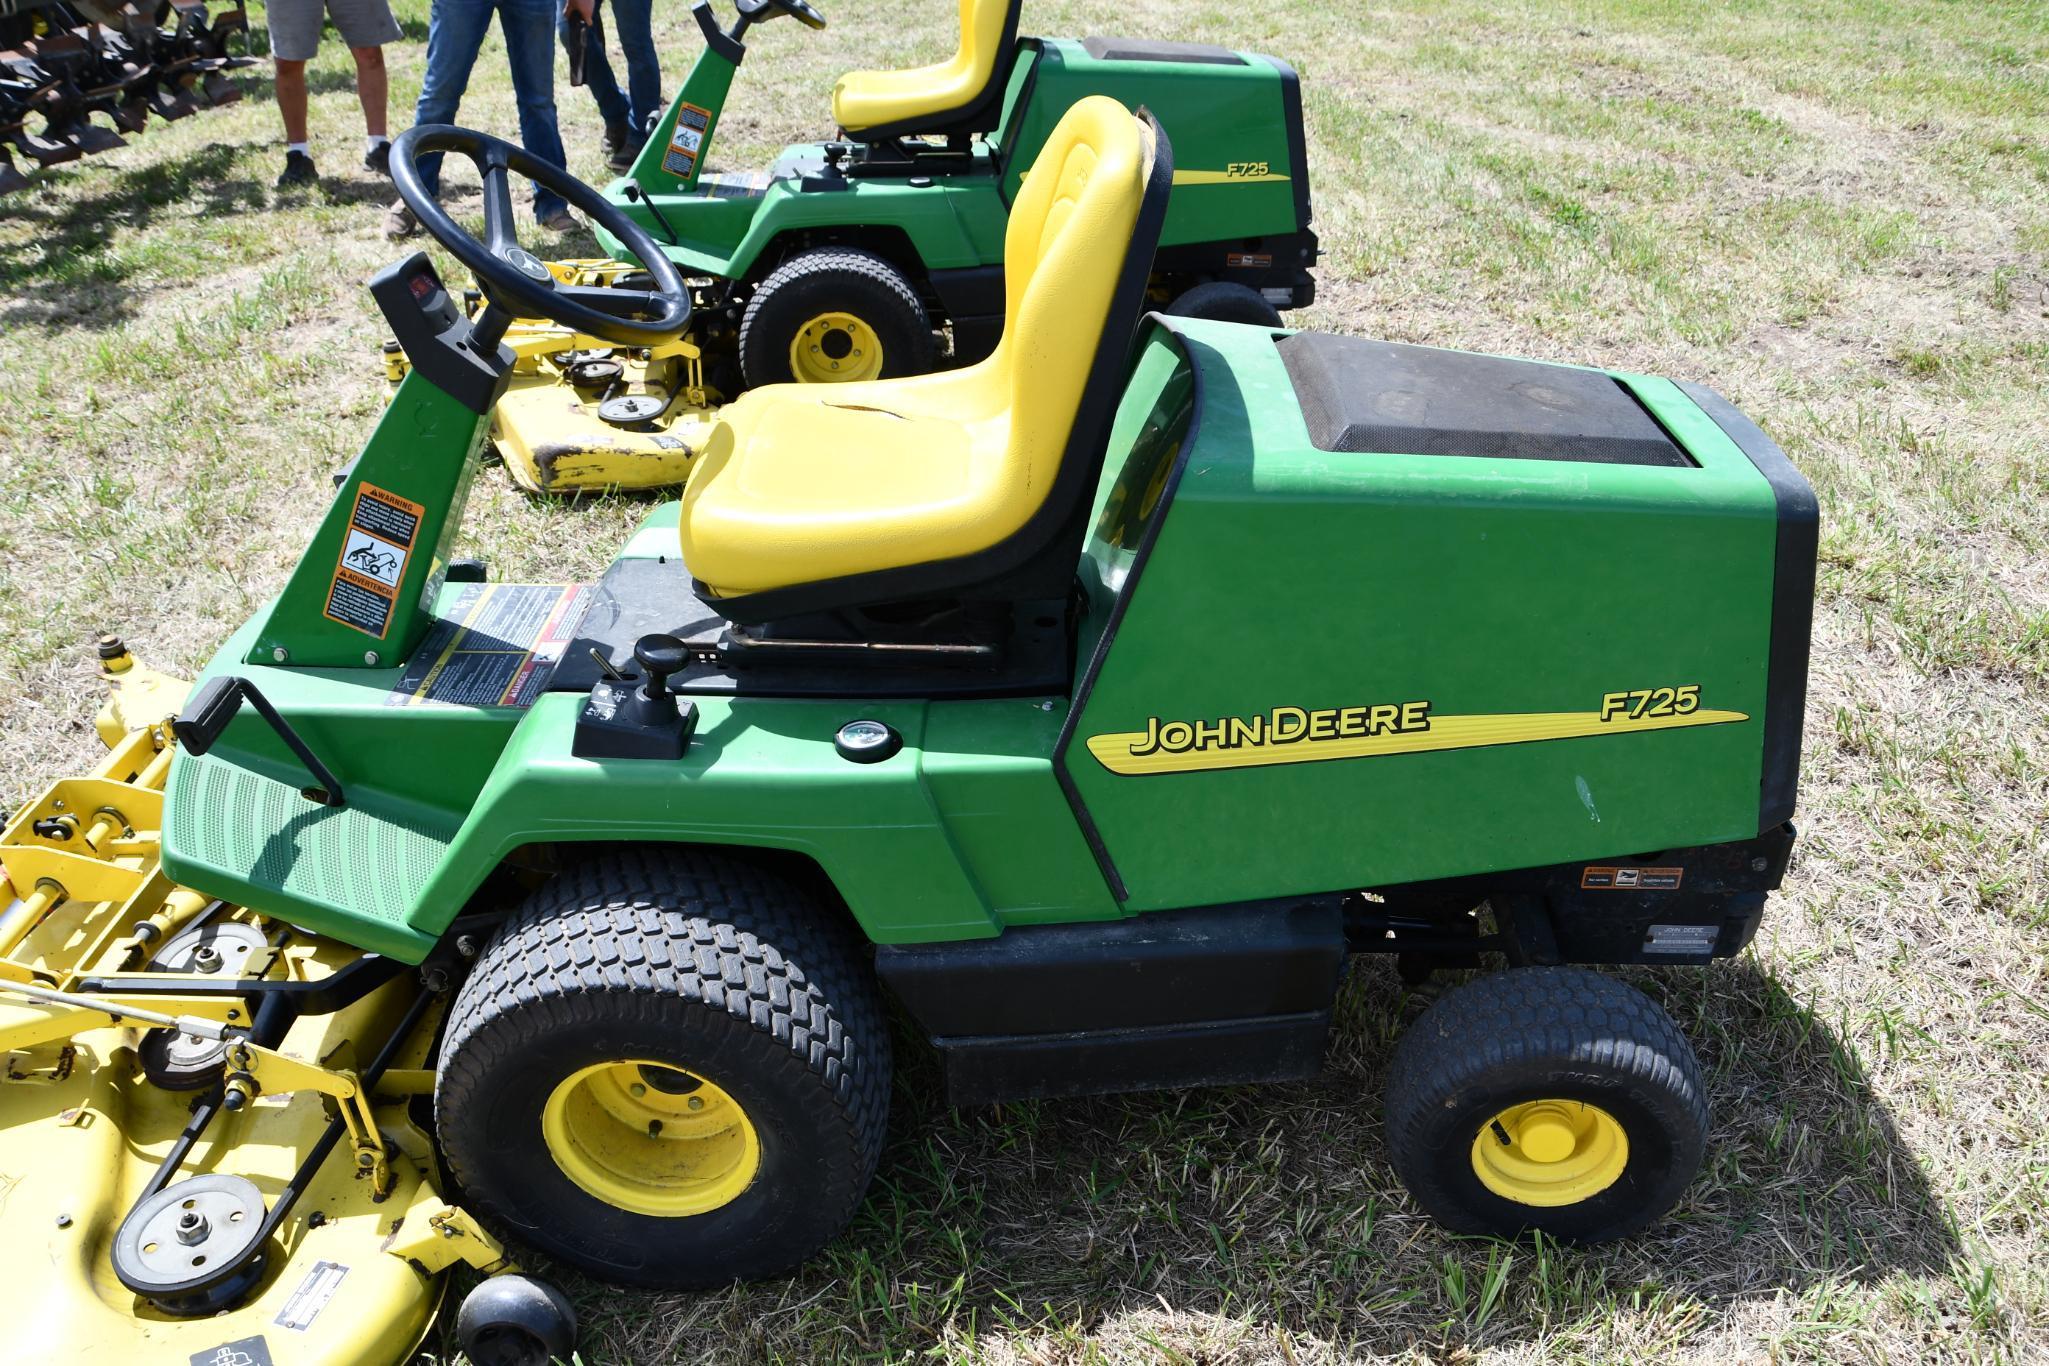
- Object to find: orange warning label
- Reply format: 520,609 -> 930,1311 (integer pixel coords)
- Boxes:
323,483 -> 425,637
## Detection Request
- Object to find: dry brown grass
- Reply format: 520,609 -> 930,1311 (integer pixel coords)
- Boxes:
1,0 -> 2045,1361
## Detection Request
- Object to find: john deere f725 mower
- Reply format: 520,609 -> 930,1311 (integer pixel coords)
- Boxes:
0,95 -> 1813,1363
435,0 -> 1319,493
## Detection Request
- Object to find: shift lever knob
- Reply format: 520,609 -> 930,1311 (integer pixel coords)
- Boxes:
633,633 -> 689,702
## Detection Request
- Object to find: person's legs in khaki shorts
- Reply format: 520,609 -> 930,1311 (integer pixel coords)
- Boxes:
270,0 -> 402,187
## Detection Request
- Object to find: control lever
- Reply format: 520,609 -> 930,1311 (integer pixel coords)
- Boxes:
635,633 -> 689,709
620,182 -> 681,245
174,675 -> 347,807
570,633 -> 697,761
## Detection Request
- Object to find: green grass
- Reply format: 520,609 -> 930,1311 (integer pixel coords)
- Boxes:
3,0 -> 2047,1361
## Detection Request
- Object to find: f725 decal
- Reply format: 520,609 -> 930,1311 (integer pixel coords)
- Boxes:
1226,160 -> 1271,178
1599,685 -> 1701,723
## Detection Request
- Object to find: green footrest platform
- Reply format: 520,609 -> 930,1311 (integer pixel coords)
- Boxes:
163,751 -> 457,960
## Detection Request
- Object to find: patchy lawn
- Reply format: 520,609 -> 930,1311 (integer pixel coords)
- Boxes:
1,0 -> 2044,1361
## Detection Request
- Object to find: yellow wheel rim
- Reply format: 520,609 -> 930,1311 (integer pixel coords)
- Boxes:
1470,1100 -> 1628,1207
541,1061 -> 760,1218
788,311 -> 885,383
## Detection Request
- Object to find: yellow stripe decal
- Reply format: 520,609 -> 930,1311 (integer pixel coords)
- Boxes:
1171,170 -> 1293,186
1087,708 -> 1749,777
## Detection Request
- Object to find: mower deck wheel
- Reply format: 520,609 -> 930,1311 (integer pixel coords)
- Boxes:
739,247 -> 935,388
456,1273 -> 578,1366
1383,966 -> 1708,1243
435,849 -> 891,1288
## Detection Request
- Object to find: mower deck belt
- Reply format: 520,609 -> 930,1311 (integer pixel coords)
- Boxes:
1276,331 -> 1693,467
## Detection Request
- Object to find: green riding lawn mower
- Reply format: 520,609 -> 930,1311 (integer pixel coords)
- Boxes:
394,0 -> 1319,493
1,88 -> 1815,1366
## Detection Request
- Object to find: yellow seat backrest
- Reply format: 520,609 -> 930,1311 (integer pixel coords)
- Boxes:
676,97 -> 1159,606
982,94 -> 1154,514
830,0 -> 1014,134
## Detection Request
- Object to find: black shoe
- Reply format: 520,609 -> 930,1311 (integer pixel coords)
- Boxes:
275,149 -> 317,188
365,141 -> 391,177
602,120 -> 629,157
607,138 -> 642,172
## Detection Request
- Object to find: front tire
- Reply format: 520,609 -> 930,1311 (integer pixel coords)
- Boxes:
1384,966 -> 1707,1243
435,851 -> 891,1288
739,247 -> 936,388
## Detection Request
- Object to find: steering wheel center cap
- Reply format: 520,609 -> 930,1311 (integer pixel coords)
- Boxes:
501,246 -> 553,282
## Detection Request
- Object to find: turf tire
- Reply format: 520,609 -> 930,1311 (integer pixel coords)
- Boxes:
435,849 -> 891,1288
1384,965 -> 1707,1243
1164,280 -> 1285,328
739,247 -> 936,388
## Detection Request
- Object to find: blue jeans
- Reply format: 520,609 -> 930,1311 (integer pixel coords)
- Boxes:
412,0 -> 569,222
559,0 -> 661,138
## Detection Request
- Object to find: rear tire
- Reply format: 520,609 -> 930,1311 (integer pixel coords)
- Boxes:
1384,966 -> 1707,1243
435,850 -> 891,1288
740,247 -> 936,388
1164,280 -> 1285,328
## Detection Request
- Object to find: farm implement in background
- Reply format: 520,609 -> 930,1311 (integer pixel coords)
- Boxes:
0,0 -> 254,194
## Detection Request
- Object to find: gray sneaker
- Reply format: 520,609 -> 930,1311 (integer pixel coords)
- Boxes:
381,199 -> 419,240
538,207 -> 578,233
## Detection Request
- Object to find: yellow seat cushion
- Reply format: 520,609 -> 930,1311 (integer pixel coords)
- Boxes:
831,0 -> 1009,133
680,96 -> 1153,598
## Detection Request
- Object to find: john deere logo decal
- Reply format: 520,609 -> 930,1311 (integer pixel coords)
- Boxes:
1087,686 -> 1747,776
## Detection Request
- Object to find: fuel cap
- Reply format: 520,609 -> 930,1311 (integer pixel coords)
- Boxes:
834,719 -> 900,763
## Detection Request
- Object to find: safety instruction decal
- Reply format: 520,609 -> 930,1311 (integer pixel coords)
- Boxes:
274,1260 -> 348,1332
324,483 -> 425,638
663,102 -> 713,179
386,582 -> 592,708
189,1336 -> 275,1366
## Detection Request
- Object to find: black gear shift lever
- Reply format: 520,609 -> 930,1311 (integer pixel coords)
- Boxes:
634,633 -> 690,705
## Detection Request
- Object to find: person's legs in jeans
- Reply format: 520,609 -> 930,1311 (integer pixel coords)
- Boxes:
410,0 -> 495,200
559,5 -> 629,134
607,0 -> 661,139
499,0 -> 572,223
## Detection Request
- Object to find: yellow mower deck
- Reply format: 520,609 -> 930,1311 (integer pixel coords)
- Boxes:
386,259 -> 724,494
0,654 -> 508,1365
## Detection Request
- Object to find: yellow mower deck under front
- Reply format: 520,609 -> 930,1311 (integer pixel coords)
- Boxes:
385,258 -> 723,494
0,651 -> 508,1365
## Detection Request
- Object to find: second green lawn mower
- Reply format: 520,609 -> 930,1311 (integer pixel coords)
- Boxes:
417,0 -> 1319,493
2,95 -> 1815,1363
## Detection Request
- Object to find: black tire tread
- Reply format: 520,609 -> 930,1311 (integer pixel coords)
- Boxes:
1385,966 -> 1707,1240
739,247 -> 935,388
1164,279 -> 1285,328
436,848 -> 890,1281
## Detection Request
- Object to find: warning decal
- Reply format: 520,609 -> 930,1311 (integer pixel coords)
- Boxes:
1581,865 -> 1684,891
324,483 -> 425,638
275,1260 -> 348,1332
663,102 -> 713,179
386,582 -> 592,708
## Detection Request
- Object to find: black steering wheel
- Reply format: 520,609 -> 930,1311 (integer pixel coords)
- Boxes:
740,0 -> 825,30
389,124 -> 691,348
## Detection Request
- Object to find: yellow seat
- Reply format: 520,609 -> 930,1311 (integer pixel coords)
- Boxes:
830,0 -> 1020,137
680,96 -> 1169,613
